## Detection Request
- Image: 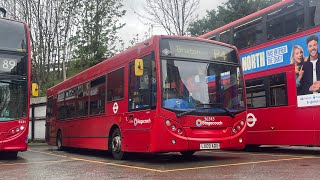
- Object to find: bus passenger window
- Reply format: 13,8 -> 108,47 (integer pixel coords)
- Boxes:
269,73 -> 287,106
309,0 -> 320,27
246,78 -> 266,108
57,92 -> 65,120
74,83 -> 89,117
267,2 -> 304,39
233,17 -> 262,49
246,73 -> 287,109
107,68 -> 124,102
89,76 -> 105,115
219,29 -> 231,44
46,97 -> 53,118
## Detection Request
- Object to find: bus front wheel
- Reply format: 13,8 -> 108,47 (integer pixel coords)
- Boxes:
57,131 -> 64,151
0,151 -> 18,159
111,128 -> 125,160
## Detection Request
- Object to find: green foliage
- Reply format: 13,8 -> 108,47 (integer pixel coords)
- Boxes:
188,0 -> 281,36
38,72 -> 64,96
71,0 -> 126,69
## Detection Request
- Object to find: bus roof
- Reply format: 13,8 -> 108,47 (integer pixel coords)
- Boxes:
47,35 -> 236,95
199,0 -> 294,39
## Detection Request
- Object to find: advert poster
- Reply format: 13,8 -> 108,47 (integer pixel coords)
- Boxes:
240,32 -> 320,107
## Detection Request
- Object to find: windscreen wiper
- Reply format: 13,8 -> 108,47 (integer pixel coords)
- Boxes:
176,109 -> 197,118
195,103 -> 235,118
0,80 -> 24,85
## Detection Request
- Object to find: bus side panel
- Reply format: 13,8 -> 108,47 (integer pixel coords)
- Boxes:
121,110 -> 155,152
62,116 -> 108,150
247,70 -> 316,145
247,107 -> 315,145
314,107 -> 320,145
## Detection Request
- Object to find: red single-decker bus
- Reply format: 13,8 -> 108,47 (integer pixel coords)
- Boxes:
46,35 -> 247,160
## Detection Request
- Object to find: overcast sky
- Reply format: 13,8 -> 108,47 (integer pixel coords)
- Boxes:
119,0 -> 227,46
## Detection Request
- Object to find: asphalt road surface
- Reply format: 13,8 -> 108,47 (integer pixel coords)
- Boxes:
1,144 -> 320,180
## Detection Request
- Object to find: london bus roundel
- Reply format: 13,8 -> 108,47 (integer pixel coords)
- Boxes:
246,113 -> 257,128
113,102 -> 119,114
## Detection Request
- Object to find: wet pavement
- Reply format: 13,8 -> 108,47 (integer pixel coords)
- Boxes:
0,144 -> 320,180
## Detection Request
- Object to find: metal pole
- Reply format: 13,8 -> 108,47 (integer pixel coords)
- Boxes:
31,105 -> 35,142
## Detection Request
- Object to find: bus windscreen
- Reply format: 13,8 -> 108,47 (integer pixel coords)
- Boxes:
160,39 -> 238,63
0,19 -> 27,52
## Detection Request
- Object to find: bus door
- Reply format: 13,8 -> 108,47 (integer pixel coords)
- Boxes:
45,96 -> 56,144
123,56 -> 156,152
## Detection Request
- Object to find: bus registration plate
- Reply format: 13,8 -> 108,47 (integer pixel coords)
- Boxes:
200,143 -> 220,150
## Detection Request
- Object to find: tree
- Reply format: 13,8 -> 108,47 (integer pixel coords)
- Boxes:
137,0 -> 199,36
188,0 -> 281,36
71,0 -> 126,71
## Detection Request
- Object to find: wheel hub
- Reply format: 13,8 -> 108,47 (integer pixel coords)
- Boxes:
112,135 -> 121,153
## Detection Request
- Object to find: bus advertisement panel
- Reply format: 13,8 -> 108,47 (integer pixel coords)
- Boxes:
46,36 -> 247,160
199,0 -> 320,147
0,17 -> 33,158
241,32 -> 320,107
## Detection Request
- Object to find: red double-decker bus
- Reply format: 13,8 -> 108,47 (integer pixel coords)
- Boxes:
200,0 -> 320,147
45,35 -> 247,160
0,12 -> 37,157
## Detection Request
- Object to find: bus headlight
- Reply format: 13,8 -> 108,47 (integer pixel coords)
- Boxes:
171,125 -> 176,131
164,119 -> 185,136
166,120 -> 171,126
232,119 -> 246,135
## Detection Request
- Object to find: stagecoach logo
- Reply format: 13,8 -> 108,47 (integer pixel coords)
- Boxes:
134,118 -> 151,126
246,113 -> 257,127
113,102 -> 119,114
196,117 -> 223,127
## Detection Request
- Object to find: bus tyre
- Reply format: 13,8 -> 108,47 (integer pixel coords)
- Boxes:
180,151 -> 196,157
5,151 -> 18,159
111,128 -> 125,160
57,131 -> 64,151
245,145 -> 260,151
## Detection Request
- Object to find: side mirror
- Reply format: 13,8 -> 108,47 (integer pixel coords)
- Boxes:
31,83 -> 39,97
135,59 -> 144,76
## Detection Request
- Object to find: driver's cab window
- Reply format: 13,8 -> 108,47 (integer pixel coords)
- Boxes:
129,53 -> 156,111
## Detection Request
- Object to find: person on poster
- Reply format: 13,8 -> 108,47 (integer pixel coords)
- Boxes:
290,45 -> 304,87
300,35 -> 320,95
